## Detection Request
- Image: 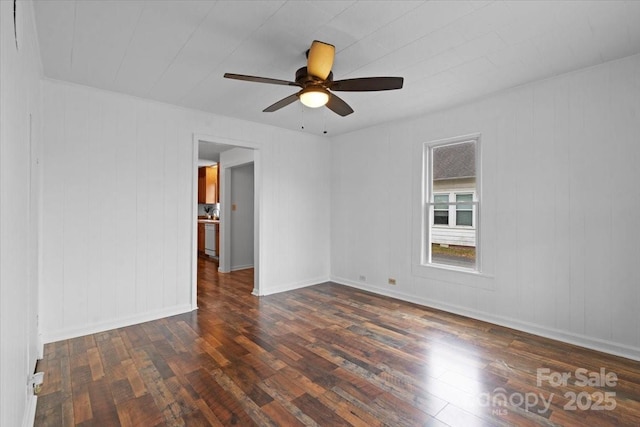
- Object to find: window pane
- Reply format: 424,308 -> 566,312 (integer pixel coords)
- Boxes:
434,211 -> 449,225
455,194 -> 472,226
431,244 -> 476,269
433,141 -> 476,183
456,193 -> 473,208
434,194 -> 449,209
456,211 -> 472,226
427,138 -> 477,270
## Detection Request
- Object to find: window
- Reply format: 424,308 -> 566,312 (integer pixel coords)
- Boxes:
433,194 -> 449,225
456,193 -> 473,226
424,136 -> 479,271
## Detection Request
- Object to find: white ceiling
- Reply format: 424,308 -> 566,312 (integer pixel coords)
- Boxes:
33,1 -> 640,136
198,141 -> 236,163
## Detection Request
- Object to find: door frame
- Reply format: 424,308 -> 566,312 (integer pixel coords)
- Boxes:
191,134 -> 261,309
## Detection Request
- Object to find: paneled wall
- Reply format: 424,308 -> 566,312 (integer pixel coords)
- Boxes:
41,80 -> 330,342
0,1 -> 43,425
330,54 -> 640,360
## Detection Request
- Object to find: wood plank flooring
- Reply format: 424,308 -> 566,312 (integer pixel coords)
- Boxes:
35,256 -> 640,426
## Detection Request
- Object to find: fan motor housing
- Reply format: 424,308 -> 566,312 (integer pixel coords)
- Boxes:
296,67 -> 332,86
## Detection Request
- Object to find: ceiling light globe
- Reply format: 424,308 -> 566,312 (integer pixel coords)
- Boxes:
299,88 -> 329,108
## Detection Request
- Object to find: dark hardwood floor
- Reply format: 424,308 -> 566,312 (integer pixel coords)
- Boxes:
35,256 -> 640,426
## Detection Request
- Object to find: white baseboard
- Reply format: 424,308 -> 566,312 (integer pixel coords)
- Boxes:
231,264 -> 253,271
331,276 -> 640,362
37,333 -> 44,359
22,395 -> 37,427
254,276 -> 329,296
42,304 -> 194,343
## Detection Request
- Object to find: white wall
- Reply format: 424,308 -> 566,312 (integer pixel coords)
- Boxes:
41,79 -> 330,342
330,53 -> 640,360
0,1 -> 43,425
230,163 -> 255,270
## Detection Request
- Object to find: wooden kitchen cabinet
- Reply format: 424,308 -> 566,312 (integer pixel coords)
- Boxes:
197,223 -> 205,253
198,165 -> 219,204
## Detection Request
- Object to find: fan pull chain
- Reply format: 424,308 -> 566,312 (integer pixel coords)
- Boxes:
301,104 -> 305,130
323,108 -> 328,134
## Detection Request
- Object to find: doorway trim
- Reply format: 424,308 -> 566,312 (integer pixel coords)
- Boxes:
191,134 -> 261,309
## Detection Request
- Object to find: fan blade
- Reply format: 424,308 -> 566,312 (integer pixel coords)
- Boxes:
325,93 -> 354,117
224,73 -> 299,87
330,77 -> 404,92
307,40 -> 335,80
263,93 -> 299,112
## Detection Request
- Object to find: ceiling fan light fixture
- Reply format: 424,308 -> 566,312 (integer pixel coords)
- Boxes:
224,40 -> 403,117
298,87 -> 329,108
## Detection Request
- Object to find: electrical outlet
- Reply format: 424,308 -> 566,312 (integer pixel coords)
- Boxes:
29,372 -> 44,395
388,278 -> 397,285
358,275 -> 366,282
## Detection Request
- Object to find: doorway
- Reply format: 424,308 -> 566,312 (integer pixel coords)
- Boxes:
191,135 -> 260,309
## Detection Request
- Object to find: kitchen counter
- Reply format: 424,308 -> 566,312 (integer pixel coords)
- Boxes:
197,218 -> 220,224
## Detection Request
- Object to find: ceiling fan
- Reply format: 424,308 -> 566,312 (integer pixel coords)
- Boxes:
224,40 -> 404,117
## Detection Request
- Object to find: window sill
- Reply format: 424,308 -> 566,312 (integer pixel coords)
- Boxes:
412,262 -> 495,290
431,225 -> 475,229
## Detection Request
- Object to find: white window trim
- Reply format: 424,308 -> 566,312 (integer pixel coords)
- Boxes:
423,134 -> 483,272
411,134 -> 493,289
